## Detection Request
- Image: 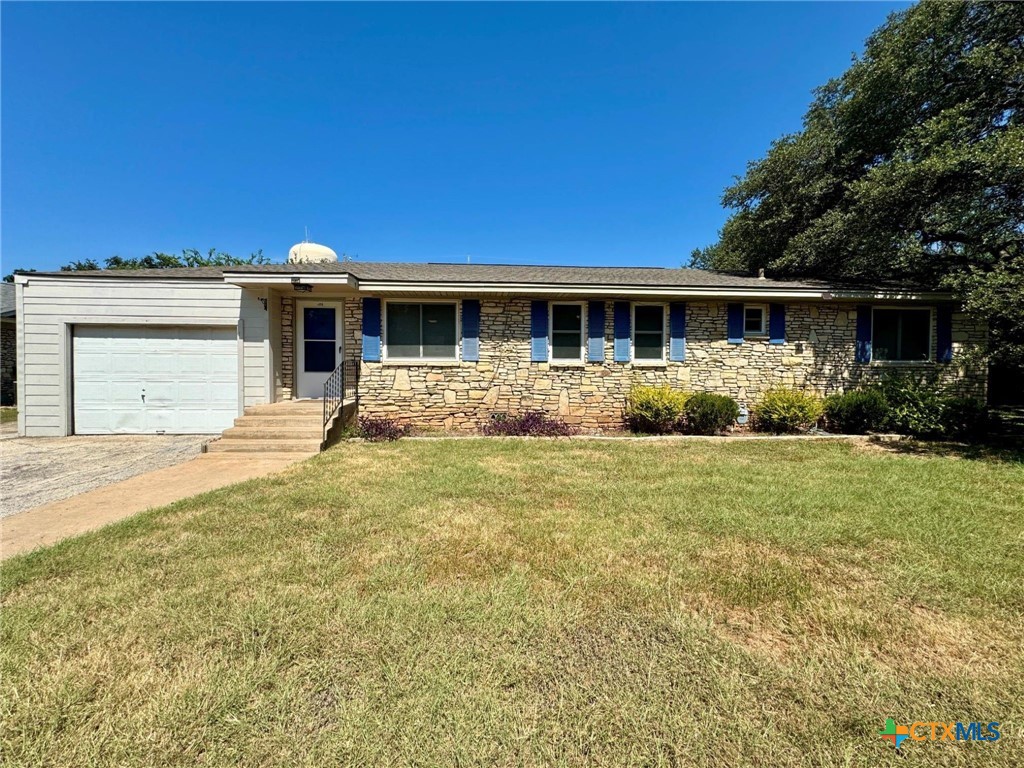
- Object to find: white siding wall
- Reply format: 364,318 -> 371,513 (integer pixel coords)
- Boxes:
16,277 -> 270,436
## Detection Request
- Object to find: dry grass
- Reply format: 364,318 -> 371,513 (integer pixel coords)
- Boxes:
2,439 -> 1022,766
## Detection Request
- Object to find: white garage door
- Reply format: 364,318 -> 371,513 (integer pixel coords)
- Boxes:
73,325 -> 239,434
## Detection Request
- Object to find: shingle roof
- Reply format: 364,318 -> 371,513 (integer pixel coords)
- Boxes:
1,282 -> 15,317
17,260 -> 936,293
244,261 -> 838,288
20,261 -> 837,289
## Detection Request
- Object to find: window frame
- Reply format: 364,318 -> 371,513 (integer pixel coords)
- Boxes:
630,302 -> 667,365
382,299 -> 461,362
743,303 -> 768,337
548,301 -> 586,364
870,306 -> 934,364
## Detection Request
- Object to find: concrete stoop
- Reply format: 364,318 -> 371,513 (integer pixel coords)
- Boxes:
207,400 -> 329,454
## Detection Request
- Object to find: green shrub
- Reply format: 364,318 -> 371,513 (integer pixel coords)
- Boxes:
878,373 -> 946,438
684,393 -> 740,435
940,396 -> 993,441
751,388 -> 824,434
625,385 -> 691,434
823,389 -> 890,434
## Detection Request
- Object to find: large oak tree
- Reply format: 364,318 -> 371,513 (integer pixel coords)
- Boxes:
693,1 -> 1023,363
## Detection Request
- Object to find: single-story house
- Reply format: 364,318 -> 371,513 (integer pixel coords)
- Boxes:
1,282 -> 17,406
13,246 -> 986,437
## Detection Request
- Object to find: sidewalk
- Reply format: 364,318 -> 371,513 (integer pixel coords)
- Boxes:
1,452 -> 309,559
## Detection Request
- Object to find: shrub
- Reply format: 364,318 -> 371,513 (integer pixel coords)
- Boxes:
878,373 -> 946,438
483,411 -> 578,437
823,389 -> 889,434
752,388 -> 824,434
684,393 -> 740,435
940,396 -> 993,441
357,417 -> 411,442
624,385 -> 691,434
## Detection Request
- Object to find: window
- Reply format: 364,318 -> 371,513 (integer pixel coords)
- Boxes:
550,303 -> 584,362
385,302 -> 458,360
744,305 -> 766,336
633,304 -> 665,362
872,308 -> 931,362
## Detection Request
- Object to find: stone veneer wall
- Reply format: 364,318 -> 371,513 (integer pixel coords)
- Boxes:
1,320 -> 15,406
280,297 -> 294,400
344,298 -> 986,432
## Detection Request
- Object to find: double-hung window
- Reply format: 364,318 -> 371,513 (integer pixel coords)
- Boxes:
385,302 -> 458,361
872,308 -> 931,362
550,303 -> 584,363
632,304 -> 665,362
744,305 -> 767,336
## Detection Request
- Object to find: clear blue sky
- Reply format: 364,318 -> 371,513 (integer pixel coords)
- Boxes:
2,1 -> 908,273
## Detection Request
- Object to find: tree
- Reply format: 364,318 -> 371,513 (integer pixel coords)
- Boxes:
4,248 -> 270,281
693,1 -> 1024,363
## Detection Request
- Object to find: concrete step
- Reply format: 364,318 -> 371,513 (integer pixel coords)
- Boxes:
244,402 -> 325,416
233,414 -> 324,428
222,426 -> 324,440
206,438 -> 321,453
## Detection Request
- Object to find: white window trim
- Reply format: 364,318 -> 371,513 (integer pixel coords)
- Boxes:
743,303 -> 768,337
869,306 -> 935,365
382,299 -> 461,363
548,301 -> 586,364
631,302 -> 667,364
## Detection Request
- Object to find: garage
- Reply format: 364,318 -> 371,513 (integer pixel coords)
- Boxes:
72,325 -> 239,434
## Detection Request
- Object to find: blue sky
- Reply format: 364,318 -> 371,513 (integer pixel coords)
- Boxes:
2,2 -> 908,273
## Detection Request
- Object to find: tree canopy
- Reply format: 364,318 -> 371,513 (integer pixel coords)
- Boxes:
693,1 -> 1024,363
4,248 -> 270,281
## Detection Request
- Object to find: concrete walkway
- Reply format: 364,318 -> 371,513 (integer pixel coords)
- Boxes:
1,452 -> 310,559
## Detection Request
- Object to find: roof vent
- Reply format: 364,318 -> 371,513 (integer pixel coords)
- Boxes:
758,268 -> 766,280
288,242 -> 338,264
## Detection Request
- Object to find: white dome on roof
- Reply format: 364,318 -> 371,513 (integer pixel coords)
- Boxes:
288,241 -> 337,264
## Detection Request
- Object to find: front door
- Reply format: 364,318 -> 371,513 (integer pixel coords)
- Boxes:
296,301 -> 343,399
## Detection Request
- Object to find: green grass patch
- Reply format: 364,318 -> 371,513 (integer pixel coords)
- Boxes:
2,439 -> 1022,766
0,407 -> 17,424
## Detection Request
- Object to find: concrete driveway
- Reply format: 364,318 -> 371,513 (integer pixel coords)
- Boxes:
1,435 -> 205,518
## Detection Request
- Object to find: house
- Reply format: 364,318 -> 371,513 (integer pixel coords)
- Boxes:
1,282 -> 17,406
13,245 -> 986,439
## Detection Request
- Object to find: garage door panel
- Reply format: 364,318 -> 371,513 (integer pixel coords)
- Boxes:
74,326 -> 238,434
145,354 -> 183,376
112,353 -> 144,375
210,355 -> 238,375
111,382 -> 143,406
75,350 -> 113,375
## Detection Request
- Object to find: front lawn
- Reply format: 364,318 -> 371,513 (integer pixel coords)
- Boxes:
2,440 -> 1022,766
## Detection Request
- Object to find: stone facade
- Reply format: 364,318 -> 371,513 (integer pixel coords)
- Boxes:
1,319 -> 15,406
280,296 -> 294,400
329,298 -> 986,432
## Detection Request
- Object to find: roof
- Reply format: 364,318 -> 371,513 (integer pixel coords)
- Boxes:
17,261 -> 833,289
14,260 -> 936,296
1,282 -> 15,317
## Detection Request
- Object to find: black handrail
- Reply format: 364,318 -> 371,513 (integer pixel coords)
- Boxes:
323,359 -> 358,443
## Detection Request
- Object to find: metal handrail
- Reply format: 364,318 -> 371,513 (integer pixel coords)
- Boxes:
323,359 -> 358,442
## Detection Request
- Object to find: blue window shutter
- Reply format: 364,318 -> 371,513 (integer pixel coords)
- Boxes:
462,300 -> 480,362
855,305 -> 872,363
587,301 -> 605,362
613,302 -> 631,362
362,298 -> 381,362
936,304 -> 953,363
669,302 -> 687,362
727,303 -> 744,344
530,301 -> 548,362
769,303 -> 785,345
